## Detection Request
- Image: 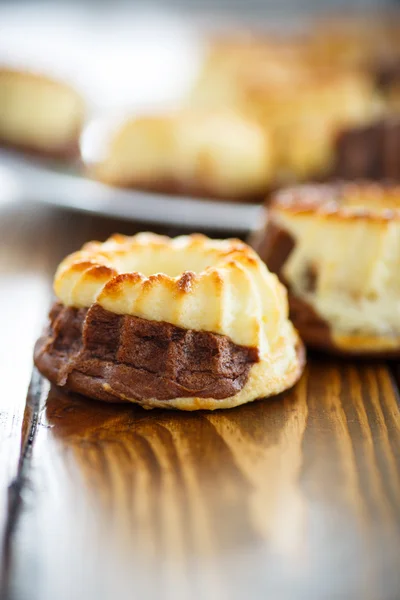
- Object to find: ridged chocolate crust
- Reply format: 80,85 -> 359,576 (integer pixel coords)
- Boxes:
34,303 -> 259,405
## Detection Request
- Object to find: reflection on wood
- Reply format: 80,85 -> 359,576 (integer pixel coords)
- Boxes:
5,359 -> 399,600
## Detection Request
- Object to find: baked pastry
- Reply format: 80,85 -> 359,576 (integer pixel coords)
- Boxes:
83,110 -> 273,201
240,69 -> 376,180
275,68 -> 376,181
187,37 -> 378,181
34,233 -> 304,410
251,183 -> 400,356
335,117 -> 400,180
0,68 -> 85,157
187,34 -> 310,108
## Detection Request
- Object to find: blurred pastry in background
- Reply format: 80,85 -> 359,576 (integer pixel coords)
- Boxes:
83,110 -> 273,201
187,33 -> 310,107
335,117 -> 400,181
34,233 -> 305,410
0,69 -> 85,158
187,34 -> 380,183
251,182 -> 400,356
312,16 -> 400,114
374,60 -> 400,114
261,69 -> 378,181
309,15 -> 400,71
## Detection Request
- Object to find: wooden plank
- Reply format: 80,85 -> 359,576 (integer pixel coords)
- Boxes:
1,204 -> 400,599
0,203 -> 55,576
0,203 -> 170,590
4,359 -> 400,600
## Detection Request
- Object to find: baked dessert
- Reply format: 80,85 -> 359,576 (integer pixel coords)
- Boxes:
335,118 -> 400,180
251,183 -> 400,356
0,68 -> 85,157
309,17 -> 400,116
275,69 -> 376,180
83,110 -> 273,201
34,233 -> 304,410
187,37 -> 378,181
187,34 -> 310,108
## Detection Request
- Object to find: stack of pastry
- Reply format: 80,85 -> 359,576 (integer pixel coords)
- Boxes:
186,31 -> 380,182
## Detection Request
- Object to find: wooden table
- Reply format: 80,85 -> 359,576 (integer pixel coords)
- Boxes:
1,201 -> 400,600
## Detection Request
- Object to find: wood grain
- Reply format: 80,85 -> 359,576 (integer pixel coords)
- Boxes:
1,202 -> 400,600
0,201 -> 171,582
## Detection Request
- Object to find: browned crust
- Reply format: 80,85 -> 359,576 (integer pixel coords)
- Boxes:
272,181 -> 400,222
55,234 -> 258,313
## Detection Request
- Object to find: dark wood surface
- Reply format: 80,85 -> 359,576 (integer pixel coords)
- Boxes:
1,201 -> 400,600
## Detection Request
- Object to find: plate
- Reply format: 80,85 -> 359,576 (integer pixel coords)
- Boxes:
1,150 -> 262,233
